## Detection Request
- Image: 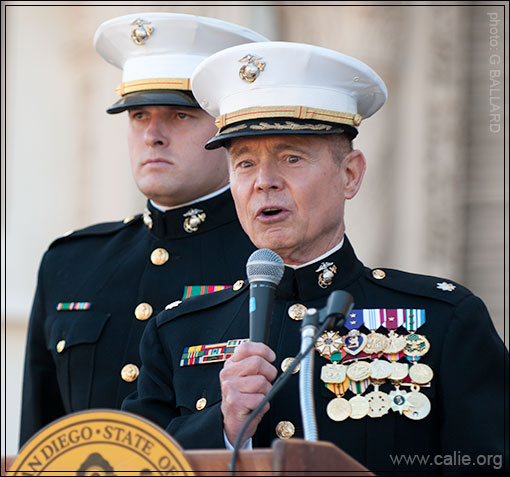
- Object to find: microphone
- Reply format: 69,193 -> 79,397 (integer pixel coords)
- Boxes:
246,249 -> 285,344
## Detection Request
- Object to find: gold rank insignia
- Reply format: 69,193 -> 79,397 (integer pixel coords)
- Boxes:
183,208 -> 206,233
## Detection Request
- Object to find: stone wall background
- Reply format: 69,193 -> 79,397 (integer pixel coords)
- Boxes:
2,1 -> 507,455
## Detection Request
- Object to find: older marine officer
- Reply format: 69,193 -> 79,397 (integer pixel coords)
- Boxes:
19,13 -> 266,447
122,42 -> 508,473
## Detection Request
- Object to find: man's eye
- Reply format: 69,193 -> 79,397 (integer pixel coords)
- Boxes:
287,155 -> 300,164
131,112 -> 145,120
239,160 -> 253,168
176,112 -> 189,119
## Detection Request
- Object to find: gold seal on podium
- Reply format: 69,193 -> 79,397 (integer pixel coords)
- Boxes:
9,410 -> 195,475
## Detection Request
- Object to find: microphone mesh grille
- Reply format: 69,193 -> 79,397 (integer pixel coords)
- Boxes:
246,249 -> 285,285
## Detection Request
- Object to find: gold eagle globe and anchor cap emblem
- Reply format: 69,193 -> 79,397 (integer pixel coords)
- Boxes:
316,262 -> 337,288
183,208 -> 206,233
239,54 -> 266,82
131,18 -> 154,45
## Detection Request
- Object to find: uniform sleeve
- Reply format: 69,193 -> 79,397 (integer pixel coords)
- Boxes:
439,294 -> 508,473
121,318 -> 226,449
19,254 -> 66,448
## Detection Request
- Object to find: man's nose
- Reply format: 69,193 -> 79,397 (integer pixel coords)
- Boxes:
254,162 -> 284,192
144,118 -> 168,147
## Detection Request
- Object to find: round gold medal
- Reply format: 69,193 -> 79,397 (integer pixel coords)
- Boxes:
409,363 -> 434,385
403,391 -> 431,420
346,361 -> 371,382
389,361 -> 409,381
403,333 -> 431,358
370,359 -> 392,380
326,397 -> 351,422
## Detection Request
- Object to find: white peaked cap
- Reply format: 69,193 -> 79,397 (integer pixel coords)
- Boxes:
93,12 -> 268,113
190,41 -> 387,148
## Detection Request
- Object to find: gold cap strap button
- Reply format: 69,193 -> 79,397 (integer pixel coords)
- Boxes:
151,248 -> 169,266
233,280 -> 244,291
372,269 -> 386,280
56,340 -> 66,353
135,303 -> 153,321
275,421 -> 295,439
121,364 -> 139,382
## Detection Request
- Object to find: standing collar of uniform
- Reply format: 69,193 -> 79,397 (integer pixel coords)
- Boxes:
276,235 -> 364,301
284,238 -> 344,270
149,184 -> 230,212
145,188 -> 238,239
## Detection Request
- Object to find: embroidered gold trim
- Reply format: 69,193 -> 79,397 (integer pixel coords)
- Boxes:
215,123 -> 248,136
116,78 -> 191,96
215,105 -> 362,128
249,121 -> 333,131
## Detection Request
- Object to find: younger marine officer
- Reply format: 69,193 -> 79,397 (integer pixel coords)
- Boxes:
122,42 -> 508,473
19,13 -> 266,447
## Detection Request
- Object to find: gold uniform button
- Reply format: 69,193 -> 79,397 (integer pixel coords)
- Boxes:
275,421 -> 295,439
196,397 -> 207,411
135,303 -> 153,321
288,303 -> 307,321
372,269 -> 386,280
121,364 -> 139,382
56,340 -> 66,353
151,248 -> 169,266
281,357 -> 300,374
123,215 -> 135,224
233,280 -> 244,291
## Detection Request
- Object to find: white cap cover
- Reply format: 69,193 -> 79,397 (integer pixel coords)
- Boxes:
190,41 -> 387,148
93,12 -> 268,113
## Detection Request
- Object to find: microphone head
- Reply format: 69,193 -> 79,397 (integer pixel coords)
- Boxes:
246,249 -> 285,285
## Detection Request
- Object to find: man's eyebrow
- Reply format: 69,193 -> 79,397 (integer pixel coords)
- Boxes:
230,141 -> 310,157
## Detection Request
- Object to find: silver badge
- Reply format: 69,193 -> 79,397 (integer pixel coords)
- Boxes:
183,208 -> 206,233
239,55 -> 266,83
315,262 -> 337,288
131,18 -> 154,45
436,281 -> 456,292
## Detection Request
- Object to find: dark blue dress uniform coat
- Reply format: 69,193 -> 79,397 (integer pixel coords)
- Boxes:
122,237 -> 508,474
19,189 -> 255,447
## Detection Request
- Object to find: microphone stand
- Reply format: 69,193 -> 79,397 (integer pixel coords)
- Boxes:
230,290 -> 353,476
299,308 -> 319,441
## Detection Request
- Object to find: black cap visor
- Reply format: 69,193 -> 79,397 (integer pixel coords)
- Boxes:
205,118 -> 358,150
107,89 -> 199,114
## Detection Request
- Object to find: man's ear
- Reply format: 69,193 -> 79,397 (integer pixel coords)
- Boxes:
343,150 -> 366,200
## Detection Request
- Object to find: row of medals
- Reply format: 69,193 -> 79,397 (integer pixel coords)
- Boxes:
311,327 -> 433,422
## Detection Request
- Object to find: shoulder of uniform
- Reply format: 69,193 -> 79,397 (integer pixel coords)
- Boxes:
157,280 -> 249,327
48,214 -> 143,249
365,267 -> 473,305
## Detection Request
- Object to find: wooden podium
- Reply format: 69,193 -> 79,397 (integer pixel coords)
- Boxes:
2,439 -> 373,475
